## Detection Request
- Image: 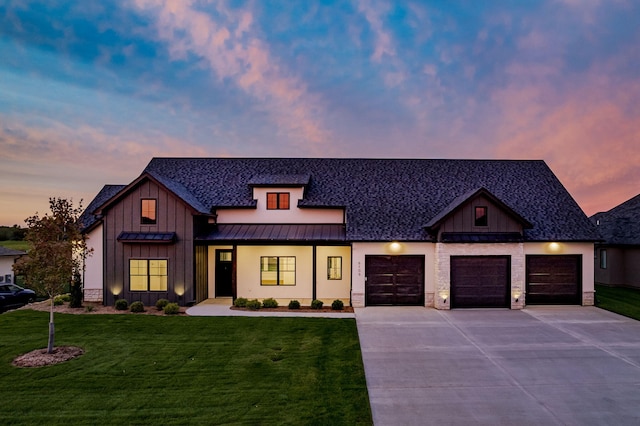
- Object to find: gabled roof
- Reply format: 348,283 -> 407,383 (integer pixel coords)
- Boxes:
80,184 -> 127,232
0,246 -> 26,257
590,193 -> 640,245
130,158 -> 598,242
424,187 -> 533,230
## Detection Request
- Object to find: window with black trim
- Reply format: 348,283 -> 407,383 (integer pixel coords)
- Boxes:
328,256 -> 342,280
260,256 -> 295,285
141,199 -> 157,224
474,206 -> 488,227
130,259 -> 168,291
267,192 -> 290,210
600,249 -> 607,269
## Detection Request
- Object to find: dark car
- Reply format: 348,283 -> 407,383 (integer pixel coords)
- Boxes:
0,284 -> 36,313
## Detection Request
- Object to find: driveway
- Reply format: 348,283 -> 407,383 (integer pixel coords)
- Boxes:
355,306 -> 640,425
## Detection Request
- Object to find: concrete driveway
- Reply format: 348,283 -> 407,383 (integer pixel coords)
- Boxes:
355,306 -> 640,425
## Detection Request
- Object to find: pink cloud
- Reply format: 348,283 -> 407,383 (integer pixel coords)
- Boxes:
131,0 -> 330,149
492,73 -> 640,216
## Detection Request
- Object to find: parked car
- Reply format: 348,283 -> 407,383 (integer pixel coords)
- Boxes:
0,284 -> 36,313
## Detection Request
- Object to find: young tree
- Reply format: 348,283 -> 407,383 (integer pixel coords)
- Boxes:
13,198 -> 91,353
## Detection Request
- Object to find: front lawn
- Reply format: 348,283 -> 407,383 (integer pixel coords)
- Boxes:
595,284 -> 640,321
0,311 -> 372,425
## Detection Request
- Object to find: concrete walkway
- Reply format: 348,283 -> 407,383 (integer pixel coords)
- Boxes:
355,306 -> 640,425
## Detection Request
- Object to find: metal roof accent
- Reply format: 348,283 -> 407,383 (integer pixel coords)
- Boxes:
196,224 -> 346,242
117,232 -> 177,243
440,232 -> 524,243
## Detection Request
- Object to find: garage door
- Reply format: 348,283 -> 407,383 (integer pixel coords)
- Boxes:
526,255 -> 581,304
451,256 -> 510,308
365,255 -> 424,306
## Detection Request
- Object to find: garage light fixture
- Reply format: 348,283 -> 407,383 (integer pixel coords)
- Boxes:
389,242 -> 402,252
439,290 -> 448,304
548,242 -> 561,252
513,290 -> 521,303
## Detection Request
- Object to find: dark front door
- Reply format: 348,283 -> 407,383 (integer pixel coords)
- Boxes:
526,255 -> 581,304
450,256 -> 510,308
215,250 -> 233,297
365,255 -> 425,306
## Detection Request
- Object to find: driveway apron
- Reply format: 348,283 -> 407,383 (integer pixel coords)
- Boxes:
355,306 -> 640,426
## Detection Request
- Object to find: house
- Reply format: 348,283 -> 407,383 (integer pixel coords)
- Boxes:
0,246 -> 26,285
591,193 -> 640,289
81,158 -> 599,309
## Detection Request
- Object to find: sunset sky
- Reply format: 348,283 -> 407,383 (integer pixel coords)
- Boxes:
1,0 -> 639,226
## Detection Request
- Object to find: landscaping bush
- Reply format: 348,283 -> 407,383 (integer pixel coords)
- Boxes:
60,294 -> 71,302
130,301 -> 145,313
234,297 -> 248,308
53,295 -> 65,306
84,305 -> 94,312
164,303 -> 180,315
288,300 -> 301,310
311,299 -> 324,310
262,298 -> 278,309
114,299 -> 128,311
331,299 -> 344,310
69,272 -> 83,308
155,298 -> 169,311
246,299 -> 261,310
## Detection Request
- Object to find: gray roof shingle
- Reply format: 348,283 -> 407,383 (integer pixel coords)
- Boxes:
80,184 -> 127,231
590,193 -> 640,245
134,158 -> 598,242
0,246 -> 26,256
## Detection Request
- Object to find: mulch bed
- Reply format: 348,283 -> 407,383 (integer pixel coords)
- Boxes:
13,346 -> 84,368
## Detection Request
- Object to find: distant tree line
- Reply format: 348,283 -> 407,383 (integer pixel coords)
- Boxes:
0,225 -> 26,241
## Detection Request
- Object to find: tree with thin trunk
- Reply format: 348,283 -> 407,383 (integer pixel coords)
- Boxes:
13,198 -> 91,354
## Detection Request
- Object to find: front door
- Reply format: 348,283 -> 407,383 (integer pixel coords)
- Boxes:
215,250 -> 233,297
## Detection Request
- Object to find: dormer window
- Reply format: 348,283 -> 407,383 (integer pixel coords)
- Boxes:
474,206 -> 488,227
141,199 -> 157,224
267,192 -> 290,210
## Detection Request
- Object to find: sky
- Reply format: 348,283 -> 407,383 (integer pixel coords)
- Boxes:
1,0 -> 639,226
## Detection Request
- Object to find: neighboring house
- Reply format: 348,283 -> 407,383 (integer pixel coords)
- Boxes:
0,246 -> 26,285
82,158 -> 599,309
591,193 -> 640,289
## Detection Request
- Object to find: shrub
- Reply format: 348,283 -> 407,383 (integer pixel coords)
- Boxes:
246,299 -> 261,310
164,303 -> 180,315
130,301 -> 145,313
311,299 -> 324,310
262,298 -> 278,309
84,305 -> 94,312
331,299 -> 344,310
53,295 -> 65,306
114,299 -> 128,311
234,297 -> 248,308
288,300 -> 301,310
155,298 -> 169,311
69,272 -> 83,308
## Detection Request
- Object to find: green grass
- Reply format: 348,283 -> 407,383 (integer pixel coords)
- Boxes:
0,311 -> 372,425
0,240 -> 29,251
595,284 -> 640,321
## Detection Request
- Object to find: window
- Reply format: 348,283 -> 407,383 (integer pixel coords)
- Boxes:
130,259 -> 168,291
267,192 -> 290,210
474,206 -> 488,227
328,256 -> 342,280
600,249 -> 607,269
141,199 -> 157,224
261,256 -> 295,285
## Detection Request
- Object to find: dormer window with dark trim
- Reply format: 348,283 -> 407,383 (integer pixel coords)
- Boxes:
474,206 -> 488,227
141,199 -> 157,224
267,192 -> 290,210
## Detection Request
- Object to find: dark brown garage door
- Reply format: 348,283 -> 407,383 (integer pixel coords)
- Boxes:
451,256 -> 510,308
365,255 -> 424,306
526,255 -> 581,304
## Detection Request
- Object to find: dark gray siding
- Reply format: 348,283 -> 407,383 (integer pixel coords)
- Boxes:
104,179 -> 195,306
438,195 -> 522,236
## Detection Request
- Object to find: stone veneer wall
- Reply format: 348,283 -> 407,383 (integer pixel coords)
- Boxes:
434,242 -> 525,310
83,288 -> 103,302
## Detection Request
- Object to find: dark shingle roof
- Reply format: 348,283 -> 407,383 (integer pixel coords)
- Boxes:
590,193 -> 640,245
0,246 -> 26,256
137,158 -> 598,242
80,185 -> 127,231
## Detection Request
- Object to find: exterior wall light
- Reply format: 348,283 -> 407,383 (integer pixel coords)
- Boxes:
513,291 -> 521,303
548,242 -> 561,252
439,291 -> 449,304
389,242 -> 402,252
